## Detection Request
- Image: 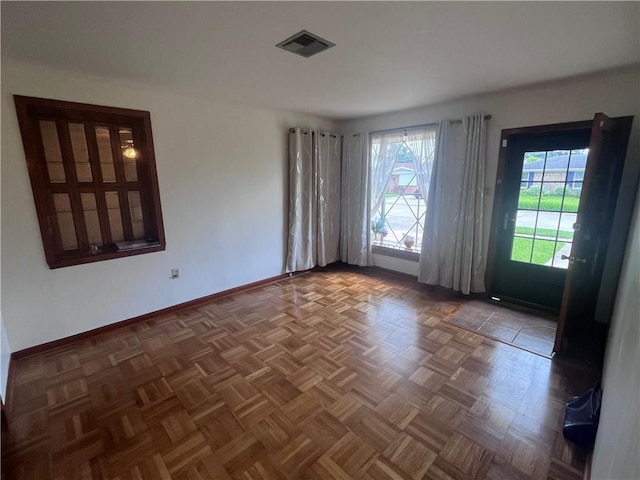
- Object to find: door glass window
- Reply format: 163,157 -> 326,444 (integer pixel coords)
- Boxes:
511,148 -> 587,269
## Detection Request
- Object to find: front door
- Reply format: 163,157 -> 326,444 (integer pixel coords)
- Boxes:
555,114 -> 634,352
491,126 -> 592,311
489,114 -> 634,354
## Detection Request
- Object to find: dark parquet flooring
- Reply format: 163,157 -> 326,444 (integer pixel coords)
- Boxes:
1,267 -> 598,479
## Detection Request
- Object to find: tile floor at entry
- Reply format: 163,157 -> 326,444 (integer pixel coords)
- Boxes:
2,267 -> 596,480
447,300 -> 557,357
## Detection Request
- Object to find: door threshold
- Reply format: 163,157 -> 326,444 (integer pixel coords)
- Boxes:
487,295 -> 559,319
448,299 -> 557,357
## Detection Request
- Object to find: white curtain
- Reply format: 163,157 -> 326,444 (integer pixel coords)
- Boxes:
419,114 -> 488,294
317,133 -> 342,266
340,133 -> 370,266
286,129 -> 343,273
286,129 -> 315,272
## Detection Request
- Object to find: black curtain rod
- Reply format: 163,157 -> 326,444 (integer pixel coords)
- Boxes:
371,115 -> 492,135
290,115 -> 492,136
288,129 -> 339,138
370,122 -> 438,135
450,114 -> 492,124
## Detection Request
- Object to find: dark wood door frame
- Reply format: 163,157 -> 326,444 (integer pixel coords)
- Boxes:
486,120 -> 592,301
486,115 -> 636,356
555,114 -> 634,353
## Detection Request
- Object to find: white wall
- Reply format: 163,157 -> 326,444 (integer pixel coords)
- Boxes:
0,113 -> 8,398
339,68 -> 640,279
0,315 -> 10,400
1,61 -> 336,351
591,186 -> 640,480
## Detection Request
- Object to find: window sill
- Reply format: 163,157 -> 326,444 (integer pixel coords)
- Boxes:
48,243 -> 165,269
371,244 -> 420,262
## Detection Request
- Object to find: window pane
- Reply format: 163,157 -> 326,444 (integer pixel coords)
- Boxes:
553,242 -> 570,269
81,193 -> 102,246
69,123 -> 92,182
534,212 -> 560,239
541,151 -> 570,182
559,212 -> 576,241
512,148 -> 587,270
128,191 -> 145,239
561,183 -> 581,212
514,210 -> 536,237
370,126 -> 436,253
539,182 -> 565,211
517,182 -> 541,210
531,239 -> 558,266
511,236 -> 533,264
40,120 -> 66,183
119,128 -> 138,182
569,149 -> 588,172
105,192 -> 124,242
95,126 -> 116,182
522,151 -> 545,185
53,193 -> 77,250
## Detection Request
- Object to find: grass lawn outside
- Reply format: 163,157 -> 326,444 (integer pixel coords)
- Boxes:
514,226 -> 573,240
518,195 -> 579,212
511,237 -> 564,265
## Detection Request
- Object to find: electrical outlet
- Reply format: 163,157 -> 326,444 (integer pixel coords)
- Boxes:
171,268 -> 180,279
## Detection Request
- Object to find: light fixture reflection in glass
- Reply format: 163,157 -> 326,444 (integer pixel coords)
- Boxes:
122,140 -> 137,159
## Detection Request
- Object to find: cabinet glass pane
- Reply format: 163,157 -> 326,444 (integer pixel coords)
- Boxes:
105,192 -> 124,242
95,126 -> 116,182
81,193 -> 102,245
69,123 -> 92,182
128,190 -> 144,239
40,120 -> 66,183
53,193 -> 77,250
119,128 -> 138,182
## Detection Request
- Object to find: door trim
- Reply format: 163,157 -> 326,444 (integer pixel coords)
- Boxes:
485,120 -> 592,299
554,114 -> 634,353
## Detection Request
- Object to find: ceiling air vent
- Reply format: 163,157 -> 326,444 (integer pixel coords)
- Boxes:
276,30 -> 335,58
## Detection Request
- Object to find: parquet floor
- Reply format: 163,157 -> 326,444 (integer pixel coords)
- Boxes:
1,267 -> 598,479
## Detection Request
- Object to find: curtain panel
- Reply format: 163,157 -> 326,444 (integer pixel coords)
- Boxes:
405,128 -> 437,204
418,115 -> 488,294
317,133 -> 342,267
340,133 -> 370,266
286,129 -> 316,272
286,129 -> 368,273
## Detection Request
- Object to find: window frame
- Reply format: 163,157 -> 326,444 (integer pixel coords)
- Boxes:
369,124 -> 437,261
14,95 -> 166,269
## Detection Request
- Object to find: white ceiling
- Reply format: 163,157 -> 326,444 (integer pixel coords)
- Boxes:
2,1 -> 639,120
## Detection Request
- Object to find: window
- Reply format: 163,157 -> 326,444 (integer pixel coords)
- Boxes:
370,125 -> 437,257
569,170 -> 585,189
14,96 -> 165,268
520,171 -> 534,189
512,149 -> 587,269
